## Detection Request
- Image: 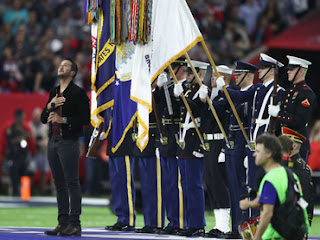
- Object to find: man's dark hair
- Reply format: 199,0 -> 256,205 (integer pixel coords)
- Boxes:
256,133 -> 283,163
63,57 -> 78,78
14,109 -> 24,119
278,135 -> 293,154
14,109 -> 24,123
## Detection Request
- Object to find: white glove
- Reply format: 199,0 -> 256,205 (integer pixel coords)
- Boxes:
216,76 -> 225,91
199,85 -> 208,100
218,152 -> 225,163
157,72 -> 168,88
268,104 -> 280,117
174,83 -> 183,96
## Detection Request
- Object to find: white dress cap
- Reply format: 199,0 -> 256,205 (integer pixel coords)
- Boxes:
260,53 -> 284,68
286,55 -> 312,69
216,65 -> 233,75
187,60 -> 210,70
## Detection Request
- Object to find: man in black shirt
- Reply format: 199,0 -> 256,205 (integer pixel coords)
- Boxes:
41,57 -> 90,236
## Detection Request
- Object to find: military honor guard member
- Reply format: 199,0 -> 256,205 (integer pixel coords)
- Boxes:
154,58 -> 187,235
211,62 -> 256,238
134,110 -> 164,234
226,62 -> 256,239
217,54 -> 285,192
270,55 -> 316,161
199,65 -> 232,238
105,128 -> 136,231
280,127 -> 314,225
174,60 -> 208,237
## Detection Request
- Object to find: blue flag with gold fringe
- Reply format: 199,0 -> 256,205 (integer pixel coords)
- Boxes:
112,42 -> 137,152
91,0 -> 115,138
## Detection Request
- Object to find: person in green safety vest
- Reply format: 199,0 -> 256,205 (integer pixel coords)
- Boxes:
240,133 -> 309,239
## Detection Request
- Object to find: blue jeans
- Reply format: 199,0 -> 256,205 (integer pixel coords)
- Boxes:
48,139 -> 81,227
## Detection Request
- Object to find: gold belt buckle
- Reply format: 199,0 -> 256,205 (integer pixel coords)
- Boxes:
178,141 -> 185,149
160,136 -> 168,145
229,140 -> 235,150
204,142 -> 210,151
131,133 -> 138,142
249,141 -> 255,151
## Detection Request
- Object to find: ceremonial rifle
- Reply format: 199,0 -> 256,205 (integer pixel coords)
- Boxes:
268,61 -> 279,134
86,124 -> 104,158
163,81 -> 180,144
151,92 -> 166,144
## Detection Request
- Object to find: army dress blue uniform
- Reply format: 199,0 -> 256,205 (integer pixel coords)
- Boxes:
133,111 -> 164,233
154,80 -> 183,234
105,128 -> 135,231
176,82 -> 206,235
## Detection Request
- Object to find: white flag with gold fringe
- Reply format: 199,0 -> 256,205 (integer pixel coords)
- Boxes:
131,0 -> 203,151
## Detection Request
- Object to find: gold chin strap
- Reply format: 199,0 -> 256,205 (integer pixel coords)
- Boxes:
160,136 -> 168,145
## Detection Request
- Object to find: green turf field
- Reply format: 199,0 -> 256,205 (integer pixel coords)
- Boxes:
0,206 -> 319,235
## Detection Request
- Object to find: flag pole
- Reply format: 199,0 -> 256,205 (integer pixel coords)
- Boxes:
168,65 -> 206,150
184,53 -> 229,145
200,39 -> 250,145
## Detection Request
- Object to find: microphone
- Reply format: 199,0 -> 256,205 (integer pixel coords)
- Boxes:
50,102 -> 55,112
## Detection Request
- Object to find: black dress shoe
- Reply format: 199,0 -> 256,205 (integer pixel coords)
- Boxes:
105,222 -> 135,231
135,226 -> 160,233
59,226 -> 81,236
157,226 -> 181,235
223,230 -> 242,239
44,225 -> 67,235
205,228 -> 224,238
176,228 -> 205,237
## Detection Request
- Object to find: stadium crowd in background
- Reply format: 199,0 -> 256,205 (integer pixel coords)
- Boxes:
0,0 -> 315,94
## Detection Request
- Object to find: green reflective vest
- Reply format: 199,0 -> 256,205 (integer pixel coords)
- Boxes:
258,166 -> 309,239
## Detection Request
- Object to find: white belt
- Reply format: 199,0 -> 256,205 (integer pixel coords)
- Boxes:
230,125 -> 249,131
180,117 -> 200,129
192,151 -> 204,158
255,119 -> 269,125
204,133 -> 224,140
